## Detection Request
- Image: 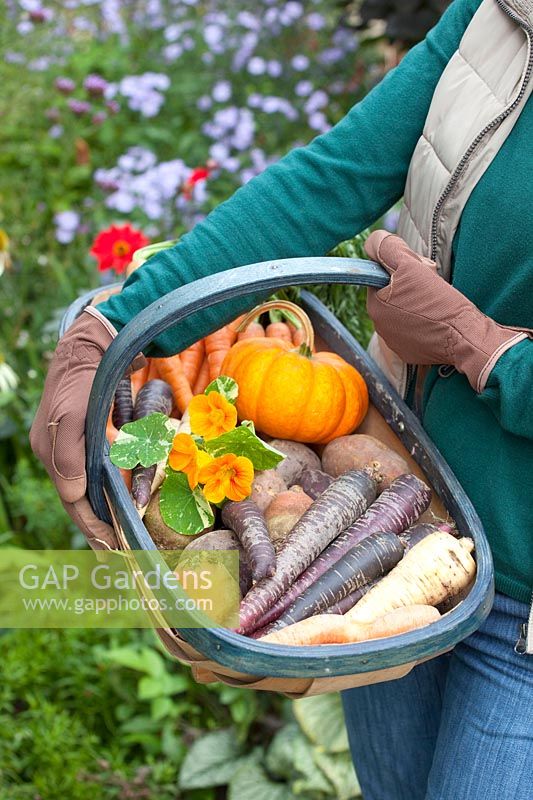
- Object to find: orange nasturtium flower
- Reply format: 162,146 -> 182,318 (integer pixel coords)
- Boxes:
168,433 -> 213,489
189,391 -> 237,440
198,454 -> 254,504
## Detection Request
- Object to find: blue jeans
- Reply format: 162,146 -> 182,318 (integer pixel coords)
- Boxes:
342,592 -> 533,800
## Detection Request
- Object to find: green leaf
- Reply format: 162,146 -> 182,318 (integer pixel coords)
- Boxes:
228,759 -> 297,800
179,729 -> 247,789
104,645 -> 166,678
109,413 -> 175,469
159,469 -> 214,535
293,694 -> 349,754
204,426 -> 284,470
265,724 -> 332,795
313,750 -> 362,800
205,375 -> 239,403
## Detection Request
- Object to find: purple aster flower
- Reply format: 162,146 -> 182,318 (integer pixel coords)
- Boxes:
212,80 -> 231,103
164,44 -> 183,62
45,107 -> 61,121
304,90 -> 328,114
106,99 -> 120,114
291,54 -> 309,71
54,210 -> 80,244
319,48 -> 345,65
94,168 -> 120,192
84,74 -> 108,96
383,209 -> 401,233
55,76 -> 76,94
308,111 -> 330,132
92,111 -> 107,124
307,12 -> 326,30
48,124 -> 64,139
67,98 -> 91,115
248,56 -> 266,75
267,60 -> 282,77
197,95 -> 212,111
295,80 -> 313,97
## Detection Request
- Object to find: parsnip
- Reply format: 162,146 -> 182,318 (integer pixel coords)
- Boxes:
347,532 -> 475,624
261,605 -> 440,646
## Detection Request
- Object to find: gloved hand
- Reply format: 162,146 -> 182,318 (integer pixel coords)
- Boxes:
30,307 -> 144,549
365,231 -> 530,393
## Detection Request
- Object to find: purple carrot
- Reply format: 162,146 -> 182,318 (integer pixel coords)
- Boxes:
112,376 -> 134,429
325,580 -> 378,615
237,469 -> 377,634
298,468 -> 334,499
400,521 -> 455,552
222,500 -> 276,582
132,380 -> 173,509
252,473 -> 431,631
271,532 -> 405,629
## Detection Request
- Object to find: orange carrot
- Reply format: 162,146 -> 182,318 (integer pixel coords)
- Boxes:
193,358 -> 210,395
121,469 -> 132,492
260,605 -> 440,647
146,359 -> 160,382
228,314 -> 246,333
130,362 -> 150,400
288,322 -> 306,347
180,340 -> 204,386
204,325 -> 238,381
238,321 -> 265,340
106,414 -> 120,445
266,322 -> 292,342
155,355 -> 193,414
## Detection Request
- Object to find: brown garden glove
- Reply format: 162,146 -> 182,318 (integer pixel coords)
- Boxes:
30,307 -> 143,549
365,231 -> 530,393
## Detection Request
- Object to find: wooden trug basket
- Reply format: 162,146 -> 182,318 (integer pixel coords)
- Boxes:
61,257 -> 494,698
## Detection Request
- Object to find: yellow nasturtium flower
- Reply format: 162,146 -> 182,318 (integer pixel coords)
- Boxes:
198,454 -> 254,504
189,391 -> 237,440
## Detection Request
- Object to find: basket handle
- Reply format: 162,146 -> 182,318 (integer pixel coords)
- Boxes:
86,256 -> 389,520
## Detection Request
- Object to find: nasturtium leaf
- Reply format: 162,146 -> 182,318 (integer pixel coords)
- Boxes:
205,375 -> 239,404
203,426 -> 284,470
109,413 -> 175,469
313,750 -> 361,800
159,469 -> 214,535
228,759 -> 297,800
240,419 -> 256,434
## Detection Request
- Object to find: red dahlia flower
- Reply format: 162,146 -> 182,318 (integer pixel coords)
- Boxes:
90,223 -> 149,273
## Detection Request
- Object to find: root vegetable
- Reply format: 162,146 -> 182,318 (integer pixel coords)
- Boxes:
266,321 -> 292,341
155,356 -> 193,414
261,605 -> 441,646
264,489 -> 313,548
272,532 -> 404,629
112,377 -> 134,429
193,358 -> 210,395
298,468 -> 334,499
184,529 -> 253,597
222,500 -> 276,582
144,489 -> 209,549
347,532 -> 476,624
131,380 -> 173,509
254,473 -> 431,631
250,470 -> 287,512
322,434 -> 409,492
325,581 -> 377,615
400,521 -> 455,552
268,440 -> 321,485
238,321 -> 265,340
238,469 -> 377,634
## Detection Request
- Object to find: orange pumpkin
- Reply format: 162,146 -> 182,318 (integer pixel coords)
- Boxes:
221,301 -> 369,444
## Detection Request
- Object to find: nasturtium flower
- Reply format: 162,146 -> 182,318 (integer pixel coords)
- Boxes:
198,454 -> 254,504
168,433 -> 214,489
189,391 -> 237,440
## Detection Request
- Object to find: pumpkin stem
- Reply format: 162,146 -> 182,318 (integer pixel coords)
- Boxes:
237,300 -> 315,352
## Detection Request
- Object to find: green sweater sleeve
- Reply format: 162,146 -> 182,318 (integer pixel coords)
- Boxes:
479,339 -> 533,441
98,0 -> 482,356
